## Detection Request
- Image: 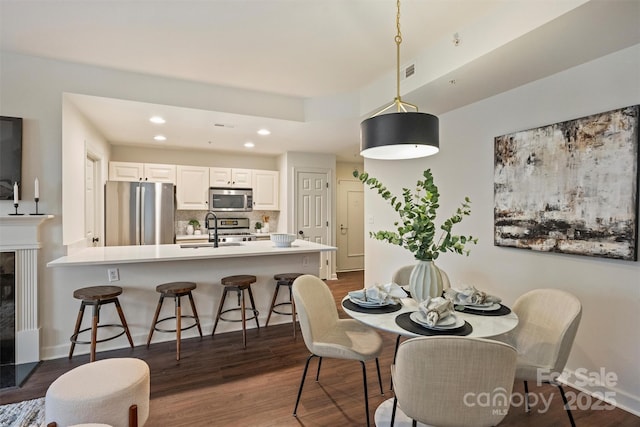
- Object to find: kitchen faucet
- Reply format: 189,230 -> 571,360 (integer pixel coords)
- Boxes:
204,211 -> 218,248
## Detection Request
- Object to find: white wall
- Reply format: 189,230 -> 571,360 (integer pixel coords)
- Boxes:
62,95 -> 111,249
363,44 -> 640,414
111,145 -> 279,171
336,161 -> 364,181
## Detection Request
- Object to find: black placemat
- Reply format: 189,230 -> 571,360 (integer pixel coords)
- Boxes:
454,304 -> 511,316
342,299 -> 402,314
395,312 -> 473,336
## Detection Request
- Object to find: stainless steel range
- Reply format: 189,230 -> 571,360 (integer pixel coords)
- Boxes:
208,217 -> 256,243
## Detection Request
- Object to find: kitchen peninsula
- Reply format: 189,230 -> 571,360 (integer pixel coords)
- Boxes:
46,240 -> 335,359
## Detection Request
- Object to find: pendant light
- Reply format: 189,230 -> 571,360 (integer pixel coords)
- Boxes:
360,0 -> 439,160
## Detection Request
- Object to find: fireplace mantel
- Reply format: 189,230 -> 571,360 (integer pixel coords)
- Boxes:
0,215 -> 54,250
0,214 -> 53,364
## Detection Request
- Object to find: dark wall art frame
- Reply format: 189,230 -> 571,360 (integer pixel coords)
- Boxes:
494,105 -> 639,261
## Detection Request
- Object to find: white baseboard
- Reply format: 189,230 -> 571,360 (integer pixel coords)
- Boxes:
560,368 -> 640,417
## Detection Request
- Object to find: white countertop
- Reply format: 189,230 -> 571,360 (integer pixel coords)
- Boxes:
48,239 -> 336,267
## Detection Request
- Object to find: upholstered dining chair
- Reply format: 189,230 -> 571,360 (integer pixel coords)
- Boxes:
390,336 -> 517,427
499,288 -> 582,427
292,274 -> 384,427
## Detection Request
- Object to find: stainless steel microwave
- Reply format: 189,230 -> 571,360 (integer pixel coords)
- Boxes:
209,187 -> 253,212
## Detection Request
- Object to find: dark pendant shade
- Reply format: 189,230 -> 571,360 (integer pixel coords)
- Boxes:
360,112 -> 439,160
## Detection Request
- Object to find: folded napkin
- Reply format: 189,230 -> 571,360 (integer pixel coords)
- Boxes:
348,282 -> 407,304
444,285 -> 502,306
418,296 -> 454,326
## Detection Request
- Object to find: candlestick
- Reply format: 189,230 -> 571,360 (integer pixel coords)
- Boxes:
35,178 -> 39,199
30,197 -> 44,215
9,203 -> 24,216
13,182 -> 19,204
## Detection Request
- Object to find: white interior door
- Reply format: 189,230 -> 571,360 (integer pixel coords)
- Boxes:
85,155 -> 100,246
296,171 -> 329,279
336,179 -> 364,272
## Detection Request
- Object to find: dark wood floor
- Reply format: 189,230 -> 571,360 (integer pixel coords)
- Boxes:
1,271 -> 638,426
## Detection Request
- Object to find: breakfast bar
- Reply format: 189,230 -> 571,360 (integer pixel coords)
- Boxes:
48,239 -> 335,266
45,240 -> 336,360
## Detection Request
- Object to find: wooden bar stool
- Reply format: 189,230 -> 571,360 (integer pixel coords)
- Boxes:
69,285 -> 134,363
211,275 -> 259,348
146,281 -> 203,361
265,273 -> 303,338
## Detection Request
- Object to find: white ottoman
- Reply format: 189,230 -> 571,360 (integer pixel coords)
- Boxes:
45,358 -> 150,427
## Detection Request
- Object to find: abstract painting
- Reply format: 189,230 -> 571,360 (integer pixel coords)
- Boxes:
494,105 -> 639,260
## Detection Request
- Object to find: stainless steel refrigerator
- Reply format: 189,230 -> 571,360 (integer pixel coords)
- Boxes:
104,181 -> 175,246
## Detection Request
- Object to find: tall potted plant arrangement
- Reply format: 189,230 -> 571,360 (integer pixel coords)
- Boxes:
354,169 -> 477,301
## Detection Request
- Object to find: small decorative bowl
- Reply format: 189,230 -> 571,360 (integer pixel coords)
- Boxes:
270,233 -> 297,247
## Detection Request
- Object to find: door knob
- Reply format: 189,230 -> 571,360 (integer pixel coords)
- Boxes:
298,230 -> 304,235
340,224 -> 348,232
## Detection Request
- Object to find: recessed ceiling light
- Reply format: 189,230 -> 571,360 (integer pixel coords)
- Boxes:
154,135 -> 167,141
149,116 -> 165,124
257,129 -> 271,136
244,142 -> 255,148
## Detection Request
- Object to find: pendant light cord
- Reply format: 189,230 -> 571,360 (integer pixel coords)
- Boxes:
372,0 -> 419,117
395,0 -> 403,109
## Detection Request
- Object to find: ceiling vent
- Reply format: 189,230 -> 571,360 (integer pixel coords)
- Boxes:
405,63 -> 415,79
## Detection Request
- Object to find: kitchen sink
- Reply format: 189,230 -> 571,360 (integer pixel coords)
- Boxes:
179,242 -> 243,248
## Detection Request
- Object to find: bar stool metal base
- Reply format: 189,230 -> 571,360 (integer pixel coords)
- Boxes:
152,314 -> 201,334
218,307 -> 259,323
271,301 -> 293,316
71,322 -> 128,345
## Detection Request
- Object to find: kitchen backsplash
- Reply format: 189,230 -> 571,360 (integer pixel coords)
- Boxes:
175,210 -> 279,235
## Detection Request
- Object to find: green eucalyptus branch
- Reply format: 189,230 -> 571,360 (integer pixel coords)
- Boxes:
353,169 -> 478,260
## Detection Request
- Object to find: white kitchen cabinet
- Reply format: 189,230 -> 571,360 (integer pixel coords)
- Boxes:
252,169 -> 279,210
176,165 -> 209,210
109,161 -> 176,183
109,161 -> 143,181
143,163 -> 176,183
210,167 -> 252,188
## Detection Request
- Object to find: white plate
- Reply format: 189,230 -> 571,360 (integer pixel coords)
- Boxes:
410,312 -> 464,330
462,303 -> 501,311
348,297 -> 389,308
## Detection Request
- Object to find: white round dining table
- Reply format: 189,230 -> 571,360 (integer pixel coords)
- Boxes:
342,296 -> 518,339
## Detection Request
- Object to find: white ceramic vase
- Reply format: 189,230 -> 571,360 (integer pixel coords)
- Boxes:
186,224 -> 194,235
408,260 -> 444,302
